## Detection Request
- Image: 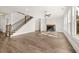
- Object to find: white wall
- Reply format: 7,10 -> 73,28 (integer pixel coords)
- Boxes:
11,12 -> 25,25
41,16 -> 64,32
0,15 -> 6,32
35,18 -> 41,31
55,18 -> 64,32
41,18 -> 47,31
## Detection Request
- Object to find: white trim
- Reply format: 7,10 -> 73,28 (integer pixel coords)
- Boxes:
64,31 -> 79,53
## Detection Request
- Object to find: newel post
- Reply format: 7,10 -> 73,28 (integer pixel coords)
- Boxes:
5,24 -> 12,37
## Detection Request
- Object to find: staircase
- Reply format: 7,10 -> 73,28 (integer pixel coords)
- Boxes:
5,15 -> 33,37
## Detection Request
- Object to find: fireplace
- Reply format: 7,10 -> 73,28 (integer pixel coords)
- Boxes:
47,25 -> 56,32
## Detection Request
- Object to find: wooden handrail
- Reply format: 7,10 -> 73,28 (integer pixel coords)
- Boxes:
5,15 -> 33,37
11,15 -> 33,35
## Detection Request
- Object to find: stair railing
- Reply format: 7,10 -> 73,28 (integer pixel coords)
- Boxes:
5,15 -> 33,37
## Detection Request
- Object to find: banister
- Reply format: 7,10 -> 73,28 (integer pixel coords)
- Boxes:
11,15 -> 33,35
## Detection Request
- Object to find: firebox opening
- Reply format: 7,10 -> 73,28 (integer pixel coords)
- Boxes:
47,25 -> 56,32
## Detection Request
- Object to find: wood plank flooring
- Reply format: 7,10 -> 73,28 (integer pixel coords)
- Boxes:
0,32 -> 75,53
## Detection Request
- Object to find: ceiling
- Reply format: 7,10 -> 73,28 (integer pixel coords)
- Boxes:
0,6 -> 70,18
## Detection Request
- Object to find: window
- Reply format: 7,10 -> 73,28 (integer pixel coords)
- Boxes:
64,14 -> 68,32
64,7 -> 76,36
68,9 -> 72,34
64,9 -> 72,34
76,6 -> 79,35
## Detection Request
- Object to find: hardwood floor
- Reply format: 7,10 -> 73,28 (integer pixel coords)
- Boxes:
0,32 -> 75,53
0,32 -> 5,40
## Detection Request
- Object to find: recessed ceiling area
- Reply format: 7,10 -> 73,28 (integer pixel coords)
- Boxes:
0,6 -> 70,18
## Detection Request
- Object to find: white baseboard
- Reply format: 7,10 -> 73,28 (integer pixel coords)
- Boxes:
64,31 -> 79,53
